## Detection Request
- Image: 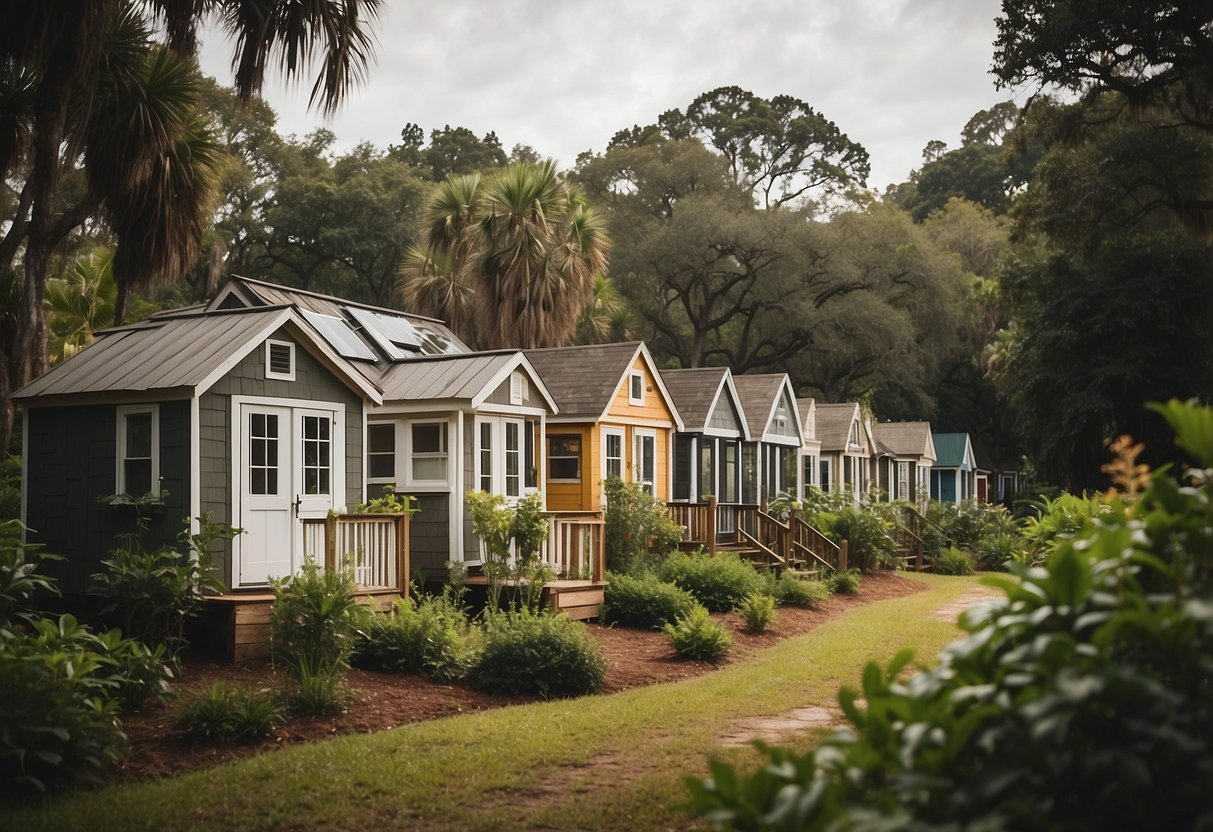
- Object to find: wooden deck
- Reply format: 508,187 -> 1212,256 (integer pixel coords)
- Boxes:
463,576 -> 608,621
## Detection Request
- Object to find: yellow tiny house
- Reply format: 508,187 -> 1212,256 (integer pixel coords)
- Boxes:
527,342 -> 683,512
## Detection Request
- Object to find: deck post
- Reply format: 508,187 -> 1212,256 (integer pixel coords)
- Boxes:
839,538 -> 849,572
397,513 -> 410,598
706,496 -> 717,555
324,514 -> 337,572
593,513 -> 605,583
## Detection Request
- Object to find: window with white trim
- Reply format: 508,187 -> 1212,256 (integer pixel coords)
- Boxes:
367,423 -> 395,481
848,420 -> 859,448
604,431 -> 623,480
265,340 -> 295,381
410,422 -> 448,481
117,405 -> 158,497
474,417 -> 533,498
509,371 -> 524,405
479,421 -> 493,491
504,421 -> 521,497
300,414 -> 332,495
548,435 -> 581,481
628,370 -> 645,405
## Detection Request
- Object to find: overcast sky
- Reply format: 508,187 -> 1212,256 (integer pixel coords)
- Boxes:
198,0 -> 1015,191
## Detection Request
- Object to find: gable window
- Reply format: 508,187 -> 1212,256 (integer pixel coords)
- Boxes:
367,423 -> 395,481
265,339 -> 295,381
628,370 -> 645,405
773,399 -> 790,435
117,405 -> 158,497
549,435 -> 581,481
509,371 -> 524,405
410,422 -> 448,481
848,421 -> 859,449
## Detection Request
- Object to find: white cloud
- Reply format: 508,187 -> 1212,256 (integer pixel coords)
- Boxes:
197,0 -> 1010,189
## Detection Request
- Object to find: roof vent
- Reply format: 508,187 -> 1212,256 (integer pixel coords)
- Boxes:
266,340 -> 295,380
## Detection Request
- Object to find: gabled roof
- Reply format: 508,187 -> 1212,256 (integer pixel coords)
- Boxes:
375,351 -> 557,411
796,397 -> 817,442
14,306 -> 382,404
873,421 -> 936,462
525,341 -> 683,429
732,373 -> 801,444
660,367 -> 751,439
932,432 -> 976,469
815,402 -> 863,451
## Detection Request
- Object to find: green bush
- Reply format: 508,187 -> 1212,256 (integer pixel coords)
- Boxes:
663,605 -> 731,661
656,550 -> 763,612
601,571 -> 696,629
818,508 -> 897,572
270,560 -> 366,714
175,682 -> 283,742
935,546 -> 976,576
0,520 -> 59,625
761,572 -> 830,607
89,514 -> 233,663
975,531 -> 1021,570
688,399 -> 1213,832
470,609 -> 605,698
0,615 -> 129,794
826,569 -> 860,595
737,593 -> 776,633
353,594 -> 475,682
603,477 -> 685,572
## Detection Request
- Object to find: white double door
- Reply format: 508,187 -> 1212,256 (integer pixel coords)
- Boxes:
236,402 -> 344,587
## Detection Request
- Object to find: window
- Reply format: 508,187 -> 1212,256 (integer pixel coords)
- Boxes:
509,371 -> 524,405
265,339 -> 295,381
803,455 -> 815,499
410,422 -> 447,481
741,444 -> 758,504
847,420 -> 859,448
117,405 -> 158,497
479,422 -> 493,491
367,423 -> 395,480
773,399 -> 790,434
628,370 -> 645,405
820,458 -> 832,492
301,415 -> 332,495
673,435 -> 693,500
505,421 -> 521,497
721,440 -> 739,503
634,431 -> 656,495
897,461 -> 910,501
524,421 -> 537,489
698,441 -> 715,498
604,430 -> 623,481
549,435 -> 581,481
247,411 -> 279,496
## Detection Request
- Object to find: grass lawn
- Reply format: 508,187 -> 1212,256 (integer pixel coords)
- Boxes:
2,574 -> 983,831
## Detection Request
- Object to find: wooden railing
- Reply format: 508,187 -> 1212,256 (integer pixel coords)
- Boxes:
545,511 -> 605,582
301,513 -> 410,595
892,523 -> 925,571
667,498 -> 717,552
789,513 -> 844,572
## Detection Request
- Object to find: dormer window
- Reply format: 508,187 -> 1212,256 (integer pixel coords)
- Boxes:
628,370 -> 645,405
266,340 -> 295,381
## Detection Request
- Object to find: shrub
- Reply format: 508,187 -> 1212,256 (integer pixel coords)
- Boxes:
663,605 -> 731,661
688,399 -> 1213,832
89,514 -> 233,663
601,571 -> 696,629
0,521 -> 59,626
656,550 -> 763,612
761,572 -> 830,608
818,508 -> 897,572
470,609 -> 605,698
737,593 -> 776,633
176,682 -> 283,742
0,615 -> 128,794
975,531 -> 1021,570
603,477 -> 685,572
826,569 -> 860,595
270,560 -> 366,714
935,546 -> 976,576
353,594 -> 475,682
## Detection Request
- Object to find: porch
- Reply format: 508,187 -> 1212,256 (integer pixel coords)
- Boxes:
203,512 -> 410,662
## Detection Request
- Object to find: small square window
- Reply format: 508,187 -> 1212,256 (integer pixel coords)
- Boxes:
628,371 -> 645,405
266,339 -> 295,381
549,435 -> 581,481
410,422 -> 448,481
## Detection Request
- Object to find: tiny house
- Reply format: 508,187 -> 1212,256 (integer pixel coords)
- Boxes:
732,374 -> 803,504
930,432 -> 978,505
815,402 -> 872,503
871,421 -> 936,508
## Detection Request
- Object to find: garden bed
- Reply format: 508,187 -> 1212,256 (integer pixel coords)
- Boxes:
114,572 -> 922,783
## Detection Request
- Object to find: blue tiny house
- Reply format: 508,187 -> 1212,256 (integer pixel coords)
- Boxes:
930,432 -> 978,505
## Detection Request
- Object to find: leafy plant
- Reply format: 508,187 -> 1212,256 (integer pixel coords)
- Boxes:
89,513 -> 233,663
737,593 -> 776,633
601,570 -> 696,629
688,399 -> 1213,832
353,594 -> 476,682
352,485 -> 418,514
656,550 -> 763,613
817,507 -> 897,572
0,521 -> 60,626
761,572 -> 830,607
269,560 -> 366,714
470,609 -> 605,698
975,530 -> 1022,570
663,605 -> 731,661
826,568 -> 860,595
935,546 -> 976,575
603,477 -> 685,573
175,682 -> 284,742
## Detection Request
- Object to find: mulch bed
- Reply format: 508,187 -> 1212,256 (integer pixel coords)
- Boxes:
114,572 -> 922,784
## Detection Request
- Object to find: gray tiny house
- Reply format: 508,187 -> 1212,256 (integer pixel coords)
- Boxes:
16,305 -> 381,597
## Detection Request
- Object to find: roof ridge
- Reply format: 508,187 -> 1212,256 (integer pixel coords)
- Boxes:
228,274 -> 446,324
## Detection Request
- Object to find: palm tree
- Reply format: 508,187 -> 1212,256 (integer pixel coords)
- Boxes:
45,250 -> 118,363
398,245 -> 477,346
576,273 -> 632,344
0,0 -> 382,449
409,161 -> 611,350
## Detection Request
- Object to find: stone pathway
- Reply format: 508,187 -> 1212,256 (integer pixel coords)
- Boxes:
719,584 -> 1003,748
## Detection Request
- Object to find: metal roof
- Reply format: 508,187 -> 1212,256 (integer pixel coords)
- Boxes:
375,351 -> 557,411
932,432 -> 974,469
